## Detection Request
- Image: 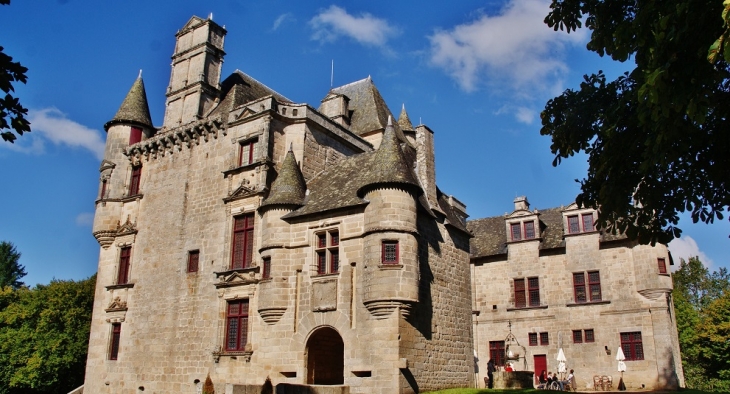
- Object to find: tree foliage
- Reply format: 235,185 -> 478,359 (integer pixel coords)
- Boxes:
0,274 -> 96,394
541,0 -> 730,244
0,0 -> 30,143
672,257 -> 730,391
0,241 -> 26,289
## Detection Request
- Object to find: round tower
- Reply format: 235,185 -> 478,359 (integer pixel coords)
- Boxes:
359,117 -> 422,318
257,147 -> 307,324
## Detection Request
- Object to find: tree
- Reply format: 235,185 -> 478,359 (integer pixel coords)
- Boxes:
0,0 -> 30,143
0,241 -> 26,289
0,274 -> 96,394
541,0 -> 730,245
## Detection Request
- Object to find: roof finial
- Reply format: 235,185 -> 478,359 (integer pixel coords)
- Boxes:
208,12 -> 213,20
138,69 -> 143,79
289,142 -> 293,152
387,115 -> 392,126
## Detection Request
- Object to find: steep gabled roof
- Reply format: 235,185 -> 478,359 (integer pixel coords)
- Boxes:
260,148 -> 307,208
326,77 -> 392,136
105,76 -> 153,130
210,70 -> 291,116
398,104 -> 415,132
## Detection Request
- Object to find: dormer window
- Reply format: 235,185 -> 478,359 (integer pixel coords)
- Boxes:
509,220 -> 537,241
510,223 -> 521,241
524,221 -> 535,239
568,213 -> 595,234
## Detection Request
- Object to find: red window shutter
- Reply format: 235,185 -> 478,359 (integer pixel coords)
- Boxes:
129,127 -> 142,145
231,214 -> 254,269
524,221 -> 535,239
129,166 -> 141,196
528,277 -> 540,306
100,179 -> 107,200
187,250 -> 199,273
529,333 -> 538,346
588,271 -> 602,301
117,247 -> 131,284
585,329 -> 595,342
109,323 -> 121,360
262,257 -> 271,279
658,258 -> 667,274
573,273 -> 586,303
514,279 -> 526,308
225,300 -> 250,351
317,252 -> 327,275
540,332 -> 549,345
573,330 -> 583,343
382,241 -> 399,264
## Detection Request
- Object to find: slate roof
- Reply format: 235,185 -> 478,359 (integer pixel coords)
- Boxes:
210,70 -> 291,116
105,76 -> 153,130
260,148 -> 307,208
326,77 -> 391,137
467,206 -> 628,259
398,104 -> 415,132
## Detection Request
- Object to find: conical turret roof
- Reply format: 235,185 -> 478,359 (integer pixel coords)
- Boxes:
260,148 -> 307,208
358,116 -> 420,197
105,75 -> 153,131
398,104 -> 414,132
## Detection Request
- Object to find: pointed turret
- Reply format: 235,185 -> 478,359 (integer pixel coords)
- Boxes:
358,116 -> 420,197
260,147 -> 307,208
104,75 -> 153,131
398,104 -> 414,132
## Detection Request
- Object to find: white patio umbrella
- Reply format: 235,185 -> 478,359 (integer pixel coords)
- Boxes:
557,348 -> 567,375
616,347 -> 627,391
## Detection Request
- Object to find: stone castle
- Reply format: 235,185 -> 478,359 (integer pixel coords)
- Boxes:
84,15 -> 683,393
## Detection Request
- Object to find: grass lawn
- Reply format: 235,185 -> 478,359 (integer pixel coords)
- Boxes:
422,389 -> 721,394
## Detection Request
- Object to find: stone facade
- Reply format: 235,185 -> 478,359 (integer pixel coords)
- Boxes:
83,15 -> 682,394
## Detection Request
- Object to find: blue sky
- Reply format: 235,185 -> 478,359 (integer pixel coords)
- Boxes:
0,0 -> 727,286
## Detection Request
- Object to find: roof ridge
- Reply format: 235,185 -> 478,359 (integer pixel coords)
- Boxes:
232,69 -> 292,103
331,76 -> 372,91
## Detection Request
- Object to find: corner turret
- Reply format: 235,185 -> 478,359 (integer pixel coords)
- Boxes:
398,104 -> 416,145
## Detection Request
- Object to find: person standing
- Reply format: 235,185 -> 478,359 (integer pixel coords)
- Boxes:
487,359 -> 496,388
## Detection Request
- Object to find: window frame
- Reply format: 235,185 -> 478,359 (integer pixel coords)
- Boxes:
620,332 -> 644,361
588,271 -> 602,302
262,256 -> 271,279
584,329 -> 595,343
381,240 -> 399,265
510,222 -> 522,241
581,213 -> 594,232
489,340 -> 506,367
528,332 -> 538,346
524,221 -> 536,239
129,126 -> 143,145
187,250 -> 199,273
528,277 -> 540,307
109,322 -> 121,360
225,299 -> 250,352
128,165 -> 142,196
658,258 -> 667,274
568,215 -> 580,234
540,332 -> 549,346
514,278 -> 526,308
231,213 -> 255,270
573,272 -> 587,303
117,246 -> 131,285
100,179 -> 107,200
238,139 -> 257,167
315,230 -> 339,275
572,329 -> 583,344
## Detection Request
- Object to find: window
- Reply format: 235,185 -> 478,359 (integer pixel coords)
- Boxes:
582,213 -> 594,232
128,165 -> 141,196
238,139 -> 257,166
489,341 -> 506,366
658,258 -> 667,274
262,257 -> 271,279
100,179 -> 107,200
117,247 -> 131,285
524,221 -> 536,239
514,277 -> 540,308
129,126 -> 142,144
225,299 -> 249,351
510,223 -> 521,241
588,271 -> 602,301
231,213 -> 255,269
620,332 -> 644,360
187,250 -> 199,273
572,330 -> 583,344
382,241 -> 399,264
568,215 -> 580,234
315,230 -> 339,275
529,333 -> 538,346
109,323 -> 121,360
584,329 -> 595,343
573,271 -> 601,302
540,332 -> 549,345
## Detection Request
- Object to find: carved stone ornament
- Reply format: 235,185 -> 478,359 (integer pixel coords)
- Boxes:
93,217 -> 138,248
258,307 -> 287,324
105,297 -> 128,312
99,159 -> 116,172
214,270 -> 259,288
223,179 -> 257,203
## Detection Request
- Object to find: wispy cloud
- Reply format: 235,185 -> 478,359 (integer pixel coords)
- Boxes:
273,13 -> 294,31
22,107 -> 105,160
310,5 -> 398,47
75,212 -> 95,227
668,236 -> 714,269
427,0 -> 587,122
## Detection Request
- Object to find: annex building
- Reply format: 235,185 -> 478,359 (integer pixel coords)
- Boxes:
83,15 -> 683,393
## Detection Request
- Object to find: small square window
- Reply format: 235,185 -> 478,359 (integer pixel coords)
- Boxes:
540,332 -> 549,346
187,250 -> 199,273
658,258 -> 667,274
585,329 -> 595,343
262,257 -> 271,279
528,333 -> 538,346
572,330 -> 583,344
382,241 -> 399,264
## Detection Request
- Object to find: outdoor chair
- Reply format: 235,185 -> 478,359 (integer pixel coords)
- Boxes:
602,375 -> 612,390
593,375 -> 603,391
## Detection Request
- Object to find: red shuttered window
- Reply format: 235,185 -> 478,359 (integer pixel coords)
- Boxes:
568,215 -> 580,233
226,300 -> 249,351
117,247 -> 131,285
588,271 -> 602,302
540,332 -> 549,345
382,241 -> 399,264
573,330 -> 583,343
524,221 -> 536,239
658,258 -> 667,274
489,341 -> 506,366
582,213 -> 594,232
528,277 -> 540,306
238,139 -> 256,166
573,272 -> 586,303
187,250 -> 199,273
231,214 -> 255,269
262,257 -> 271,279
529,333 -> 538,346
511,223 -> 521,241
514,278 -> 526,308
109,323 -> 121,360
129,166 -> 141,196
129,126 -> 142,145
315,230 -> 339,275
620,332 -> 644,360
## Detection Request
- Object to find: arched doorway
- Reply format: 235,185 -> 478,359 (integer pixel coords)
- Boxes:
306,326 -> 344,385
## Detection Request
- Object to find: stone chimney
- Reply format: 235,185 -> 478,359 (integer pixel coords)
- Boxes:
416,124 -> 439,211
514,196 -> 530,211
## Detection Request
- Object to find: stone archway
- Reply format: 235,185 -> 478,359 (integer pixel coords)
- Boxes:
306,326 -> 344,385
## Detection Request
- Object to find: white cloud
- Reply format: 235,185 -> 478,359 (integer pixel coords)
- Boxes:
28,107 -> 105,160
428,0 -> 587,96
273,13 -> 294,31
668,236 -> 714,269
310,5 -> 397,47
75,212 -> 95,227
